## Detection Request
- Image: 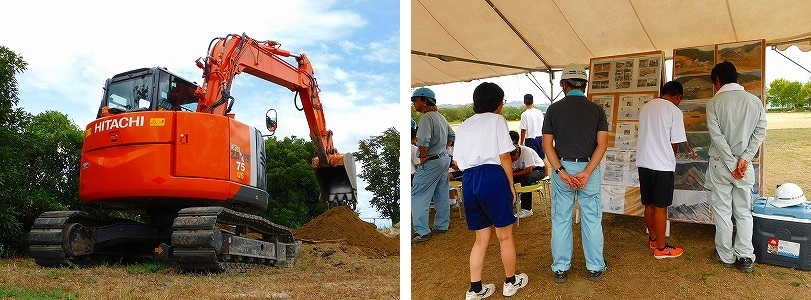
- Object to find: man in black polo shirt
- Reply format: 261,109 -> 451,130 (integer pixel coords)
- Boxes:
542,63 -> 609,284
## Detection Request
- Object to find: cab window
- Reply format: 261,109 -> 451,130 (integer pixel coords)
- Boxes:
158,72 -> 198,112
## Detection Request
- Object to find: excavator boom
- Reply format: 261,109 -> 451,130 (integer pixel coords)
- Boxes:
197,33 -> 357,207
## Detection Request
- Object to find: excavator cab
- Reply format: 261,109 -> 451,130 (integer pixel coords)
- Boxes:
96,68 -> 198,118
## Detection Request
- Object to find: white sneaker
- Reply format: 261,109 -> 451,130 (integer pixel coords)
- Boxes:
502,273 -> 528,297
465,283 -> 495,300
516,209 -> 533,219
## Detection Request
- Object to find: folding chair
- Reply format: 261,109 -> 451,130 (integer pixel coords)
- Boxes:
514,183 -> 544,226
449,180 -> 463,218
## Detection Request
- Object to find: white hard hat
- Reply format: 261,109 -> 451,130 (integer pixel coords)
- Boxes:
561,63 -> 588,80
772,183 -> 807,207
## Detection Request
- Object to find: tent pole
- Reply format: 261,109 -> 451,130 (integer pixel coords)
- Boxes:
526,72 -> 553,102
550,69 -> 556,103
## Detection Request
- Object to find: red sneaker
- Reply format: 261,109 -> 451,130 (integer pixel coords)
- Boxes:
653,244 -> 684,259
649,239 -> 657,249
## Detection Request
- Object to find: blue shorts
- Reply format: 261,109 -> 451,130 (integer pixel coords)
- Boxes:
462,164 -> 516,230
525,137 -> 545,159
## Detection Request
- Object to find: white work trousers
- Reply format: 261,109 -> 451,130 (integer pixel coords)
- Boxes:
706,157 -> 755,263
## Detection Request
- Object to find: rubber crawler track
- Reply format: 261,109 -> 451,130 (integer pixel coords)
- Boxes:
171,207 -> 301,272
28,208 -> 301,272
28,211 -> 97,267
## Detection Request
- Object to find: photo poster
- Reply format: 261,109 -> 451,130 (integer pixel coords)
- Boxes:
588,51 -> 665,94
670,39 -> 766,224
588,51 -> 664,217
592,94 -> 616,147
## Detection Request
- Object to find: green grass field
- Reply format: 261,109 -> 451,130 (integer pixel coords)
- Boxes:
763,127 -> 811,195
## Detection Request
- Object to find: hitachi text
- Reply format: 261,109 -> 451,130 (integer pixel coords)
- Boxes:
94,116 -> 145,133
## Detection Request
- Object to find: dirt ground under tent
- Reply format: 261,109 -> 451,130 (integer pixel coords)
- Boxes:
413,112 -> 811,299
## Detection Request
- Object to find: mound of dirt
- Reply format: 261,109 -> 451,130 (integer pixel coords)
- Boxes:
293,206 -> 398,258
380,222 -> 400,238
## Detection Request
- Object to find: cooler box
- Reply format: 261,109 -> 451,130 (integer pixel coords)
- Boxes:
752,197 -> 811,271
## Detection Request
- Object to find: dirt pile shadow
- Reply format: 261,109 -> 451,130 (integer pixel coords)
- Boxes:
294,205 -> 398,258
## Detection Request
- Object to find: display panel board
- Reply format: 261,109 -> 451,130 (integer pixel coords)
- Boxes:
588,51 -> 665,218
587,42 -> 765,224
669,39 -> 766,224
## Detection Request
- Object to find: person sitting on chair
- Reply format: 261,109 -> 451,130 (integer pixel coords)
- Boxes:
509,130 -> 546,218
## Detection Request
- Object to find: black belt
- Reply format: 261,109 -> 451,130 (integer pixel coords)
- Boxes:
422,153 -> 445,162
561,157 -> 590,162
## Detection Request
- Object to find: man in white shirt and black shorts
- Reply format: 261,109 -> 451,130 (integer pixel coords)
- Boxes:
636,80 -> 687,259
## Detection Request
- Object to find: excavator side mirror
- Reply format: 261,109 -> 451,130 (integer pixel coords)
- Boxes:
265,109 -> 278,135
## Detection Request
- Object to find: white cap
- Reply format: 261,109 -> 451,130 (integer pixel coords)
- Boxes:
561,63 -> 588,80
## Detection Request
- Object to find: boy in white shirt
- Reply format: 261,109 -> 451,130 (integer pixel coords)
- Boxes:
637,80 -> 687,259
519,94 -> 546,159
455,82 -> 528,299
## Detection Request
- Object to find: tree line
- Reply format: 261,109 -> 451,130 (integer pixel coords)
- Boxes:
411,77 -> 811,123
411,104 -> 528,123
0,46 -> 399,257
767,78 -> 811,111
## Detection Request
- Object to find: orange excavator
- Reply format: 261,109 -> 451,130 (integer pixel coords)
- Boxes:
27,33 -> 357,271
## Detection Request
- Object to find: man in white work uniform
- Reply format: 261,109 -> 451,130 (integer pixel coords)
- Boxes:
705,61 -> 767,273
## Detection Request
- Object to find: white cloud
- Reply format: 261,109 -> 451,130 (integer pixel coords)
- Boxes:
1,0 -> 370,116
339,40 -> 364,54
332,68 -> 351,82
363,35 -> 400,64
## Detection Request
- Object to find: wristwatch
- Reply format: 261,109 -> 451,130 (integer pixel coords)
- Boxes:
555,166 -> 565,174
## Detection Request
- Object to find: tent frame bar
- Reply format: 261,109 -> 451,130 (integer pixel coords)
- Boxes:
411,50 -> 539,72
484,0 -> 552,72
771,46 -> 811,75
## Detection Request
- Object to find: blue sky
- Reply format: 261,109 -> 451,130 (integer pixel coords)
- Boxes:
1,0 -> 400,227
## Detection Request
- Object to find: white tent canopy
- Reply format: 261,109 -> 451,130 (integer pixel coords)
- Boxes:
412,0 -> 811,87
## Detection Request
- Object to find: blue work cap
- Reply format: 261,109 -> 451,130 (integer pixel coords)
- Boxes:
411,87 -> 435,101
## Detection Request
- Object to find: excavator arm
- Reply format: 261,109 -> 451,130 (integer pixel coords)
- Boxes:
196,33 -> 357,208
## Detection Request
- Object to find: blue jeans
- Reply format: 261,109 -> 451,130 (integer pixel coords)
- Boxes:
411,154 -> 451,236
550,161 -> 605,272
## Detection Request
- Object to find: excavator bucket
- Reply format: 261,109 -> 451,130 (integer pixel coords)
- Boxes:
314,153 -> 358,209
